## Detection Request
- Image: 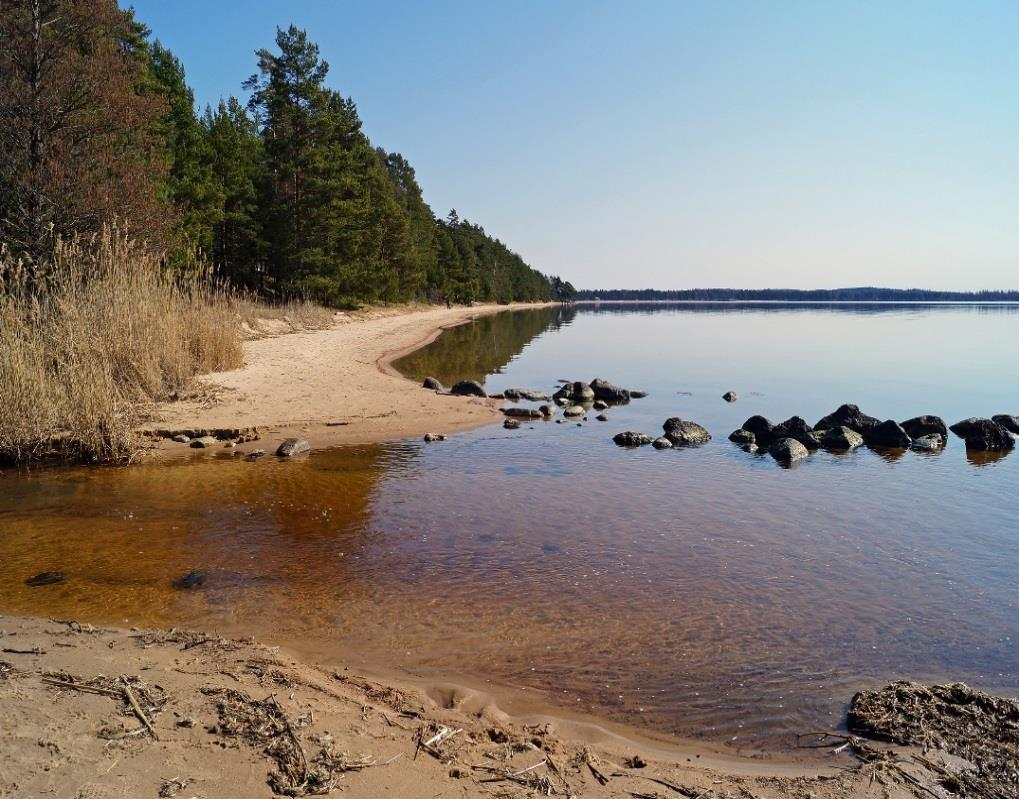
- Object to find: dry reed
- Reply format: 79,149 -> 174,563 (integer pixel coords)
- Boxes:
0,226 -> 243,463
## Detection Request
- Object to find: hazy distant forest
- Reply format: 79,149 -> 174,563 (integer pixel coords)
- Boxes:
0,1 -> 574,306
578,287 -> 1019,302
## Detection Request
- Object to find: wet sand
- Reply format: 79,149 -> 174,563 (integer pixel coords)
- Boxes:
145,303 -> 549,454
0,613 -> 929,799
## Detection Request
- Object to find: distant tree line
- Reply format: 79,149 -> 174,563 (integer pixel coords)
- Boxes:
576,287 -> 1019,302
0,2 -> 575,306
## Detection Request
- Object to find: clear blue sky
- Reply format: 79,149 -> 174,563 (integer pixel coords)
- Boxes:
129,1 -> 1019,290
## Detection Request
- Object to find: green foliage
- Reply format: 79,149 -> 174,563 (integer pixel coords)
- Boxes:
2,12 -> 562,306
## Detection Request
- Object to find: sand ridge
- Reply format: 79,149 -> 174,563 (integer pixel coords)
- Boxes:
148,303 -> 547,453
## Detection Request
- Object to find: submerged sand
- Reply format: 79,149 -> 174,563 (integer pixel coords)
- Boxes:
146,303 -> 544,453
0,614 -> 945,799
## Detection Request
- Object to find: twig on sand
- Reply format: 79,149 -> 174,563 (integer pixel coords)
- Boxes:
122,676 -> 159,740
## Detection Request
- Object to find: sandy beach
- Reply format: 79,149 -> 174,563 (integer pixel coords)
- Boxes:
0,613 -> 938,799
146,303 -> 548,454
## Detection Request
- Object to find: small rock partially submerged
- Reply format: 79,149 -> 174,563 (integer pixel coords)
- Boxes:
595,413 -> 609,422
722,391 -> 738,402
423,433 -> 447,443
171,433 -> 190,443
276,438 -> 311,457
768,437 -> 808,464
190,436 -> 218,448
502,407 -> 542,419
422,376 -> 444,391
992,413 -> 1019,435
629,390 -> 648,399
863,419 -> 912,449
503,418 -> 521,430
613,431 -> 653,447
662,417 -> 711,447
901,415 -> 948,441
553,381 -> 595,403
590,377 -> 630,403
949,417 -> 1016,451
246,449 -> 267,461
503,388 -> 550,402
172,570 -> 206,590
538,404 -> 555,418
563,405 -> 586,418
911,433 -> 945,451
815,403 -> 881,434
25,571 -> 65,587
651,436 -> 673,449
728,429 -> 755,446
820,426 -> 864,450
450,380 -> 486,397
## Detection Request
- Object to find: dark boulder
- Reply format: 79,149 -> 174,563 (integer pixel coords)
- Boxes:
590,378 -> 630,403
768,437 -> 809,464
629,390 -> 648,399
172,570 -> 206,590
422,376 -> 444,391
25,571 -> 65,587
423,432 -> 447,442
613,431 -> 653,447
276,438 -> 311,457
450,380 -> 486,397
539,404 -> 555,417
722,391 -> 738,402
863,420 -> 912,449
815,404 -> 881,434
900,415 -> 948,441
821,426 -> 864,450
595,413 -> 609,422
592,400 -> 609,411
949,418 -> 1016,451
662,417 -> 711,447
728,429 -> 755,446
771,416 -> 820,449
991,414 -> 1019,435
742,415 -> 775,445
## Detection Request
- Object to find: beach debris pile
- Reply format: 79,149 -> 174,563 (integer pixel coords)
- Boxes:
205,687 -> 375,796
849,680 -> 1019,797
42,670 -> 167,740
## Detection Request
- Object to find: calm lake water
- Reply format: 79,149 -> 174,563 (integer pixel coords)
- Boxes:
2,303 -> 1017,752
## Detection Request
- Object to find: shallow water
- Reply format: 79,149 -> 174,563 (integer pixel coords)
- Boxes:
2,303 -> 1017,751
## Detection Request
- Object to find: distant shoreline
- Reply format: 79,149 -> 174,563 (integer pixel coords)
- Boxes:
574,298 -> 1019,305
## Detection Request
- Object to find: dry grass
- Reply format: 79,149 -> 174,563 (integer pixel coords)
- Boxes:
0,226 -> 243,463
232,295 -> 335,339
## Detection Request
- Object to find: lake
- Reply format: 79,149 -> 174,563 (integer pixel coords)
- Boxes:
1,302 -> 1017,752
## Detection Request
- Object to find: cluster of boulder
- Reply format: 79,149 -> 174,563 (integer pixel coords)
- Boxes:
613,417 -> 711,450
728,404 -> 1017,464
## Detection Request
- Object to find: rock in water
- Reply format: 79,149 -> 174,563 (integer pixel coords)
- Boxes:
991,414 -> 1019,435
949,418 -> 1016,451
423,433 -> 447,443
741,415 -> 776,446
450,380 -> 486,397
502,407 -> 542,418
276,438 -> 311,456
629,390 -> 648,399
422,376 -> 444,391
595,413 -> 609,422
772,416 -> 820,449
900,415 -> 948,440
911,434 -> 945,451
728,429 -> 755,445
722,391 -> 738,402
590,378 -> 630,403
563,405 -> 586,417
662,417 -> 711,447
651,436 -> 674,449
592,400 -> 609,411
503,418 -> 521,430
814,404 -> 881,434
769,437 -> 809,464
190,436 -> 218,448
821,426 -> 864,450
863,420 -> 912,449
503,388 -> 550,401
246,449 -> 267,461
613,431 -> 653,447
25,571 -> 65,587
539,404 -> 555,418
171,433 -> 191,443
172,570 -> 206,590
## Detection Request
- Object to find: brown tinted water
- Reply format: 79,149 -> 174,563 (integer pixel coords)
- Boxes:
2,304 -> 1017,752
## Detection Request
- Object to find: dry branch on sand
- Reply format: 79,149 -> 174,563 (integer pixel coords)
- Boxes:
42,670 -> 167,740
